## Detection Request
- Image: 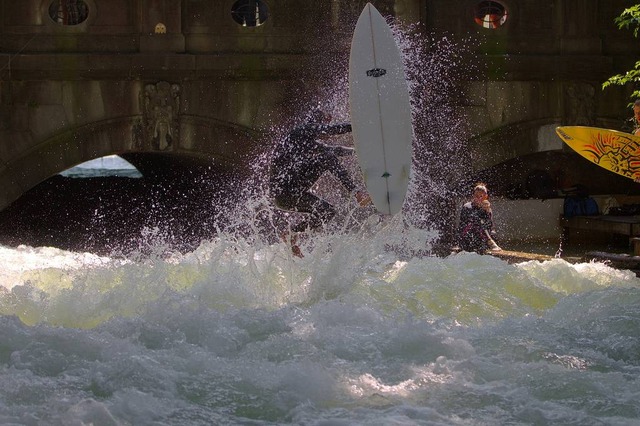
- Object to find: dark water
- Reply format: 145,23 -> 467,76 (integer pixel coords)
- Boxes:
0,172 -> 223,254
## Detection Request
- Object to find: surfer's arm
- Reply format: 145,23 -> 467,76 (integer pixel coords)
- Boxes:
314,140 -> 355,156
326,157 -> 357,193
331,145 -> 355,156
317,123 -> 352,136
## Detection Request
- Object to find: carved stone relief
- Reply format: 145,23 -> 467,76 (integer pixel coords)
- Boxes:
565,82 -> 595,126
138,81 -> 181,151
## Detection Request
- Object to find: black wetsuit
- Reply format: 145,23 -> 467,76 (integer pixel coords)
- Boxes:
270,122 -> 356,232
457,202 -> 495,253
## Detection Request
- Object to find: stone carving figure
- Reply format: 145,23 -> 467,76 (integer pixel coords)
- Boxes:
566,83 -> 596,126
139,82 -> 180,151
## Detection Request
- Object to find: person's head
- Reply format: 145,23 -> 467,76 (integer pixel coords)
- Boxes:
633,99 -> 640,122
471,183 -> 489,205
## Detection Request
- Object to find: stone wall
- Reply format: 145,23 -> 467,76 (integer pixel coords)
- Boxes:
437,0 -> 640,172
416,0 -> 640,201
1,0 -> 639,213
0,1 -> 428,210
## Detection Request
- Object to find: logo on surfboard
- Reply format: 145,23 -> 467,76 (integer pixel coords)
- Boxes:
556,128 -> 572,140
366,68 -> 387,77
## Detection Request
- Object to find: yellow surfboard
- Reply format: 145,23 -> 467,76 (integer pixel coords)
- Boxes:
556,126 -> 640,182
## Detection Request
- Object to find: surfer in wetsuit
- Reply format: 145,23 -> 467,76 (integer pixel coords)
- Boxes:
457,183 -> 501,253
270,108 -> 370,255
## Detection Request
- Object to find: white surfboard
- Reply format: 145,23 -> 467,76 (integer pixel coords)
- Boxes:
349,3 -> 413,215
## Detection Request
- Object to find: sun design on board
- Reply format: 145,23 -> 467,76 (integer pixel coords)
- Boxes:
584,131 -> 640,180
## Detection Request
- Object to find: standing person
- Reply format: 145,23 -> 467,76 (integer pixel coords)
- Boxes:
270,108 -> 370,256
457,183 -> 501,253
633,99 -> 640,135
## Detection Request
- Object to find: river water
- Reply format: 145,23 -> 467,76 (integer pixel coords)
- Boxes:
0,215 -> 639,425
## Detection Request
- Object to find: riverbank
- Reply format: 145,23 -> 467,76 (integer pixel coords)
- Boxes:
487,243 -> 640,276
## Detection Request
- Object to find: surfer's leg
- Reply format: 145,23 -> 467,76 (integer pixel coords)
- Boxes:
307,200 -> 336,232
273,193 -> 322,257
273,194 -> 305,257
279,229 -> 303,258
290,193 -> 335,233
274,192 -> 335,256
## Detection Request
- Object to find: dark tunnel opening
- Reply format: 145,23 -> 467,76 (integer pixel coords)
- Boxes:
0,153 -> 239,255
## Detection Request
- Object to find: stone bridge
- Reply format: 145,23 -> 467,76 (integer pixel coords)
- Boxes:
1,0 -> 639,214
0,0 -> 426,211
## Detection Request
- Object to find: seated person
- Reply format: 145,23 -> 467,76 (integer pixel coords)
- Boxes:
457,183 -> 501,253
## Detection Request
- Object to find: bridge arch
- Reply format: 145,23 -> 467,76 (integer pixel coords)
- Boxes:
467,117 -> 640,198
468,118 -> 565,171
0,115 -> 261,210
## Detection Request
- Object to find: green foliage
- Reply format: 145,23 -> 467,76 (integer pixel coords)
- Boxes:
614,5 -> 640,36
602,62 -> 640,100
603,5 -> 640,100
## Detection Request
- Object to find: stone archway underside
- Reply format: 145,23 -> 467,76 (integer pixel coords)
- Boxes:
0,115 -> 261,210
0,116 -> 264,253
